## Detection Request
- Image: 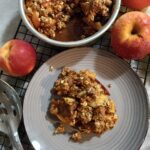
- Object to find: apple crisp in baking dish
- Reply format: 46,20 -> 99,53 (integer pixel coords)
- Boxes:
49,67 -> 118,142
25,0 -> 113,41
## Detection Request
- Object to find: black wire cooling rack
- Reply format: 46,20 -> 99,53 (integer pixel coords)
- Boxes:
0,6 -> 150,150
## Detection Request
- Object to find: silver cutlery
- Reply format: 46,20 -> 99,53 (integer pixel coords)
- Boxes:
0,79 -> 23,150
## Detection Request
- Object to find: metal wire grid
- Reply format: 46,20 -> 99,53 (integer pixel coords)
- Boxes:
0,6 -> 150,150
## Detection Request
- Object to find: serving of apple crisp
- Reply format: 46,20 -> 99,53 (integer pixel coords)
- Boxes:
25,0 -> 113,41
49,67 -> 118,142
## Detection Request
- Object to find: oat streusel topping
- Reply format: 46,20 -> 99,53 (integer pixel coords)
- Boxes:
49,67 -> 118,142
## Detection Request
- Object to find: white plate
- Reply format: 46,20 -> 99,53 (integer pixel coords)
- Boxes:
23,47 -> 149,150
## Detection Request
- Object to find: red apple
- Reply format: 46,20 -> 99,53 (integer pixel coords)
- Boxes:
0,40 -> 36,76
111,11 -> 150,60
122,0 -> 150,10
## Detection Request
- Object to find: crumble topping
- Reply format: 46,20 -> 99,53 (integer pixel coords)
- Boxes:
49,67 -> 118,142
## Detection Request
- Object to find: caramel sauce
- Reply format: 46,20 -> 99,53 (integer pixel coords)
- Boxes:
54,18 -> 85,42
95,79 -> 110,95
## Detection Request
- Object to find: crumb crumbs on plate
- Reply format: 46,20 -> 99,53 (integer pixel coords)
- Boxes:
70,131 -> 82,142
54,123 -> 65,134
49,66 -> 54,72
108,84 -> 112,88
